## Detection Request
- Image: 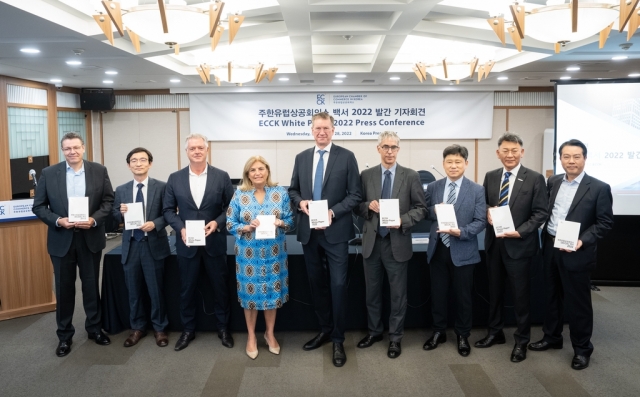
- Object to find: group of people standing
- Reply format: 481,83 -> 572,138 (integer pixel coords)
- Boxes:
32,111 -> 613,371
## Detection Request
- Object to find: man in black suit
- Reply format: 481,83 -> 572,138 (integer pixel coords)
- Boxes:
113,148 -> 171,348
529,139 -> 613,370
475,133 -> 547,363
289,112 -> 362,367
163,134 -> 235,351
32,132 -> 114,357
356,131 -> 426,359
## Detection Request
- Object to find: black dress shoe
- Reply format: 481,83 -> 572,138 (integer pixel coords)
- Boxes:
474,332 -> 506,348
332,343 -> 347,367
528,339 -> 563,351
88,331 -> 111,346
511,344 -> 527,363
357,334 -> 383,348
423,332 -> 447,351
174,331 -> 195,351
457,335 -> 471,357
56,340 -> 72,357
218,330 -> 234,348
303,332 -> 331,351
387,342 -> 401,359
571,355 -> 590,370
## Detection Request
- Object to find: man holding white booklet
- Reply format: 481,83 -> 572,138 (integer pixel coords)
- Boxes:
529,139 -> 613,371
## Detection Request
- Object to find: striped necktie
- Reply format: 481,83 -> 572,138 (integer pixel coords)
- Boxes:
499,171 -> 512,207
441,182 -> 457,248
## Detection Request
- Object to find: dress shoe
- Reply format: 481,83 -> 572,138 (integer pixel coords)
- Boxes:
246,347 -> 259,360
474,332 -> 506,348
528,339 -> 563,351
357,334 -> 383,348
264,333 -> 280,355
154,331 -> 169,347
88,331 -> 111,346
332,343 -> 347,367
174,331 -> 195,351
511,344 -> 527,363
303,332 -> 331,351
457,335 -> 471,357
387,341 -> 401,359
571,355 -> 590,370
218,330 -> 234,348
423,332 -> 447,351
56,340 -> 72,357
124,330 -> 147,347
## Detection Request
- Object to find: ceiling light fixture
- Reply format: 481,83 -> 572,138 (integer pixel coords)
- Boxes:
497,76 -> 509,80
66,60 -> 82,65
566,66 -> 581,71
170,78 -> 181,82
389,77 -> 401,80
50,79 -> 62,83
629,73 -> 640,77
333,80 -> 343,83
103,80 -> 114,84
559,76 -> 571,80
105,70 -> 118,75
279,77 -> 289,81
612,55 -> 628,60
20,48 -> 40,54
335,74 -> 346,78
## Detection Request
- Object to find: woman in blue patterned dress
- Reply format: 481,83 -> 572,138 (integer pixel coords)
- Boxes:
226,155 -> 294,359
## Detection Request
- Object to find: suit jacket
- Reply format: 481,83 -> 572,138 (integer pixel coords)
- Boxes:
483,166 -> 548,259
543,173 -> 613,271
112,178 -> 171,264
425,176 -> 486,266
356,163 -> 427,262
163,165 -> 234,258
288,144 -> 362,244
32,160 -> 114,257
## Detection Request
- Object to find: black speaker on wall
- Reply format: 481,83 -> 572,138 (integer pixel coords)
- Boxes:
80,88 -> 115,110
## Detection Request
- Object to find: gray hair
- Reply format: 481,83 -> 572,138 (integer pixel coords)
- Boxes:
60,132 -> 84,146
497,132 -> 523,147
377,131 -> 400,146
184,133 -> 208,150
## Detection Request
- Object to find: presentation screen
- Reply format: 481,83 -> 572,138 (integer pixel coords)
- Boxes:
556,81 -> 640,215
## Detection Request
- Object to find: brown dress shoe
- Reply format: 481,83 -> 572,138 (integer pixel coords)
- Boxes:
154,331 -> 169,347
124,330 -> 147,347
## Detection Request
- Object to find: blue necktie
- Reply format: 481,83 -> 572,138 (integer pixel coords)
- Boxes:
379,170 -> 392,237
313,150 -> 326,201
441,182 -> 457,248
133,183 -> 144,241
499,171 -> 512,207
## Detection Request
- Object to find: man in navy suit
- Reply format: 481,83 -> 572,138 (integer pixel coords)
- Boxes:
163,134 -> 235,351
423,144 -> 486,357
113,148 -> 171,348
529,139 -> 613,370
289,112 -> 362,367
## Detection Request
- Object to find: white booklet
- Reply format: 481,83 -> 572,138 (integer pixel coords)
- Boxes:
309,200 -> 330,229
554,220 -> 581,251
68,196 -> 89,222
185,220 -> 206,246
124,202 -> 145,230
256,215 -> 276,240
379,199 -> 401,227
435,204 -> 458,230
489,206 -> 516,236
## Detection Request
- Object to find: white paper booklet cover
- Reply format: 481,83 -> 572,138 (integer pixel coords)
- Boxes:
435,204 -> 458,230
489,206 -> 516,236
68,196 -> 89,222
554,220 -> 581,251
256,215 -> 276,240
185,220 -> 206,246
124,202 -> 145,230
309,200 -> 330,229
379,199 -> 401,227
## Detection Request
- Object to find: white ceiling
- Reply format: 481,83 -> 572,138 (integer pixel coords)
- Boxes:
0,0 -> 638,92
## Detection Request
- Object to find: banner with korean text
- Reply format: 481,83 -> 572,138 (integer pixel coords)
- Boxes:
0,199 -> 36,223
189,92 -> 493,141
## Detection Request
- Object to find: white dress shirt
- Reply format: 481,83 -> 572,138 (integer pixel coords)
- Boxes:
547,170 -> 585,236
311,142 -> 332,193
189,165 -> 208,209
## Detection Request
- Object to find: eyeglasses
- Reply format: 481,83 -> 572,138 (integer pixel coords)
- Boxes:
380,145 -> 400,152
62,146 -> 83,153
129,158 -> 149,164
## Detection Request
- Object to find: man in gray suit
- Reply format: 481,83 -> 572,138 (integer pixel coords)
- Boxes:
423,145 -> 486,357
355,131 -> 426,359
113,147 -> 171,348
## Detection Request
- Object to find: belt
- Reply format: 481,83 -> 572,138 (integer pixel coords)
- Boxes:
545,232 -> 556,243
131,236 -> 148,242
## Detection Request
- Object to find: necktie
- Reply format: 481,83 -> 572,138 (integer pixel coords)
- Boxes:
441,182 -> 457,247
133,183 -> 144,241
313,150 -> 326,201
499,171 -> 512,207
379,170 -> 392,238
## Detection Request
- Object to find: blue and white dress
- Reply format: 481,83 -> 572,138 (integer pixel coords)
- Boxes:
226,185 -> 294,310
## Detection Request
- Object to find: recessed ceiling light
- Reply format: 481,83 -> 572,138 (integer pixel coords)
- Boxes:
566,66 -> 580,71
103,80 -> 113,84
105,70 -> 118,75
20,48 -> 40,54
279,77 -> 289,81
66,60 -> 82,65
170,78 -> 181,83
559,76 -> 571,80
389,77 -> 401,80
612,55 -> 628,60
335,74 -> 346,78
50,79 -> 62,83
333,80 -> 343,83
497,76 -> 509,80
629,73 -> 640,77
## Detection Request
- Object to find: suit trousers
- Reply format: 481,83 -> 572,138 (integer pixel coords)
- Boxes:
124,239 -> 168,332
177,247 -> 230,332
50,230 -> 102,341
363,234 -> 408,342
429,240 -> 476,338
486,239 -> 531,344
542,233 -> 594,357
302,230 -> 349,343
